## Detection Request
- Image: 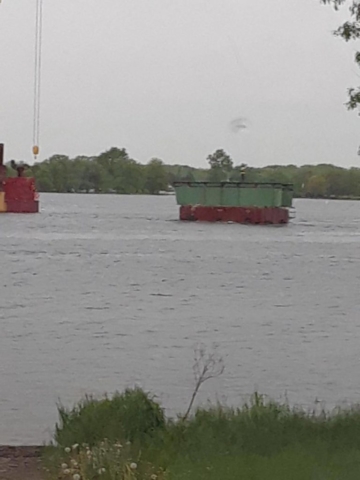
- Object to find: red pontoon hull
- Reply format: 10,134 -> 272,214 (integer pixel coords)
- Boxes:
179,205 -> 289,224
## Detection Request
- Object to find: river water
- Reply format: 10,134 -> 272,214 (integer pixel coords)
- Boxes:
1,194 -> 360,444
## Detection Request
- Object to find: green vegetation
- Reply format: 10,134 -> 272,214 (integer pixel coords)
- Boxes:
45,388 -> 360,480
7,146 -> 360,198
55,387 -> 165,448
322,0 -> 360,117
169,159 -> 360,199
9,148 -> 169,195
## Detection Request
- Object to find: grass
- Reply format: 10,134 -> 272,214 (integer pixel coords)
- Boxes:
44,389 -> 360,480
55,387 -> 165,447
169,448 -> 360,480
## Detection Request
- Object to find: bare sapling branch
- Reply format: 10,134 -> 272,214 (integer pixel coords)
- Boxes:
182,344 -> 225,421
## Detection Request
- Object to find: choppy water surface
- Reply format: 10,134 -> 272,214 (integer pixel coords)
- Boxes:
1,194 -> 360,444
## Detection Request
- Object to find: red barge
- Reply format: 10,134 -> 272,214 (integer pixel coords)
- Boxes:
173,181 -> 293,225
0,143 -> 39,213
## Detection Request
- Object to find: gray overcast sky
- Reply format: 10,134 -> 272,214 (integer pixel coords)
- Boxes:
0,0 -> 359,167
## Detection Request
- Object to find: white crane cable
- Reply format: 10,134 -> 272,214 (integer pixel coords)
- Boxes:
33,0 -> 43,158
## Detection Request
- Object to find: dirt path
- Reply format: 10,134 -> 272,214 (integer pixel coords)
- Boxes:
0,447 -> 44,480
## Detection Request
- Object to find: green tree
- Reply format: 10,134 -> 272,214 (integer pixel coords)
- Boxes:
305,175 -> 327,197
181,169 -> 196,182
33,166 -> 54,191
84,161 -> 107,193
325,168 -> 348,196
207,167 -> 226,182
322,1 -> 360,127
258,167 -> 291,184
345,168 -> 360,196
207,149 -> 233,182
207,149 -> 233,171
113,158 -> 144,194
70,156 -> 90,192
144,158 -> 168,194
96,148 -> 129,176
45,155 -> 72,192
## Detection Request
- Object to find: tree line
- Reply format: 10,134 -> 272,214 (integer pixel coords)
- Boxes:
168,149 -> 360,199
6,147 -> 360,199
7,148 -> 169,195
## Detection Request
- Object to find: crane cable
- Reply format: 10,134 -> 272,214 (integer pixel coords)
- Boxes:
32,0 -> 43,159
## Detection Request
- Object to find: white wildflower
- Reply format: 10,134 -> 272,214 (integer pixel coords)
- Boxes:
130,462 -> 137,470
61,463 -> 69,470
64,447 -> 71,453
126,441 -> 131,445
73,474 -> 81,480
72,443 -> 79,451
150,475 -> 158,480
98,468 -> 106,474
70,459 -> 78,467
63,469 -> 71,475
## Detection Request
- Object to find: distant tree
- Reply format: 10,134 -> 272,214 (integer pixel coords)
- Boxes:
207,149 -> 233,172
96,148 -> 129,175
325,168 -> 348,196
345,168 -> 360,196
144,158 -> 168,194
207,149 -> 233,182
230,164 -> 259,182
32,163 -> 54,191
322,0 -> 360,148
306,175 -> 327,197
45,155 -> 72,192
113,159 -> 145,194
84,161 -> 107,193
207,167 -> 226,182
181,170 -> 196,182
5,165 -> 15,178
258,167 -> 290,185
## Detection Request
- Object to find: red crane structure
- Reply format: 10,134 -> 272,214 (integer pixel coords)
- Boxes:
0,144 -> 39,213
0,0 -> 42,213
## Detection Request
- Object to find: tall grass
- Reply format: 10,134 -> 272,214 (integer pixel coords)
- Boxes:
48,389 -> 360,479
55,387 -> 165,447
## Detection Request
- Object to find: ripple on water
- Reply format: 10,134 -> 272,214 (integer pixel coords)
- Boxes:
0,195 -> 360,444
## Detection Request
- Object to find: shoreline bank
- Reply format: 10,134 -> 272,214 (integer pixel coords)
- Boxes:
0,446 -> 44,480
